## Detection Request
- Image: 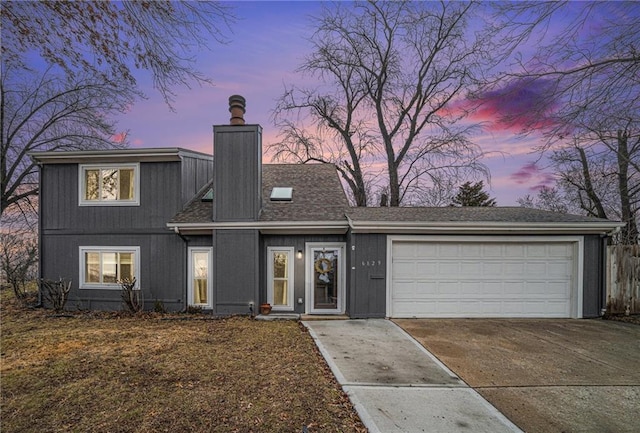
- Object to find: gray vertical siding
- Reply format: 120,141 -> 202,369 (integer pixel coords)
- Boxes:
38,157 -> 212,311
349,233 -> 387,318
213,229 -> 259,315
41,162 -> 185,232
180,155 -> 213,207
213,125 -> 262,222
41,233 -> 186,311
346,233 -> 607,319
582,234 -> 605,318
261,234 -> 347,314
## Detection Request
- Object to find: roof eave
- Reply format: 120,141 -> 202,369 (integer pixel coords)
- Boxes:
29,148 -> 212,164
348,220 -> 625,235
167,221 -> 349,235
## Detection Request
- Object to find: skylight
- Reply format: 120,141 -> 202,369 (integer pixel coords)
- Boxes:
201,188 -> 213,202
270,187 -> 293,201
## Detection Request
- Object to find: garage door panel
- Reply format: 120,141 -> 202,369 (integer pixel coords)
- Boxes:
548,262 -> 571,277
390,239 -> 576,318
504,244 -> 526,257
438,262 -> 460,274
502,282 -> 525,296
415,243 -> 439,257
481,262 -> 503,275
438,244 -> 460,257
392,261 -> 416,278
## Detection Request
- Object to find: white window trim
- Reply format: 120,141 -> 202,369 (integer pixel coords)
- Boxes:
267,247 -> 295,311
79,246 -> 141,290
78,163 -> 140,206
188,247 -> 213,309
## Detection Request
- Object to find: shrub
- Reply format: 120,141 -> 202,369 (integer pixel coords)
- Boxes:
40,278 -> 72,313
153,299 -> 166,313
120,277 -> 143,313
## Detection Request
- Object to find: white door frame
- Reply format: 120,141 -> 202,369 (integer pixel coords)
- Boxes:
305,242 -> 346,314
266,246 -> 295,311
187,246 -> 213,309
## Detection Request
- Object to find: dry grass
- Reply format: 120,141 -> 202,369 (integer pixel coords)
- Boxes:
0,289 -> 366,433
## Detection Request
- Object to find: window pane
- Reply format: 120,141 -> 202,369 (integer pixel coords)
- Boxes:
119,253 -> 134,280
85,252 -> 100,283
273,253 -> 287,278
102,252 -> 117,283
101,169 -> 118,200
85,170 -> 99,200
192,251 -> 209,305
119,169 -> 134,200
194,279 -> 207,304
273,280 -> 288,306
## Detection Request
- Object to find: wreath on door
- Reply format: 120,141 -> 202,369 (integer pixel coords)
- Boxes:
314,257 -> 333,274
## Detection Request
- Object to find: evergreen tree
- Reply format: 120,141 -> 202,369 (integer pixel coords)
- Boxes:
452,181 -> 496,207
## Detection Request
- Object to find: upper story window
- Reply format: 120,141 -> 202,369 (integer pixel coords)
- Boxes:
79,163 -> 140,206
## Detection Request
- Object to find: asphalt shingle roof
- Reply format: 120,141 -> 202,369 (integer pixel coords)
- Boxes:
346,206 -> 613,224
170,163 -> 350,224
170,182 -> 213,224
260,164 -> 349,221
170,163 -> 617,227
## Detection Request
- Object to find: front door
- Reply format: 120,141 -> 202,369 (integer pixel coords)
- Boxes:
306,243 -> 345,314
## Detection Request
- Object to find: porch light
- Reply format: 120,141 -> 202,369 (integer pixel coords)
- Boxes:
297,250 -> 303,259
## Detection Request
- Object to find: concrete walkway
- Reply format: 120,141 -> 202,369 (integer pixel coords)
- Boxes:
303,319 -> 521,433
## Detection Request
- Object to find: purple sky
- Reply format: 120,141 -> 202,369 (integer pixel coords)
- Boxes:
114,1 -> 557,206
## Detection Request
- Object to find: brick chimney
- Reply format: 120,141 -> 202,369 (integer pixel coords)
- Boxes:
229,95 -> 246,125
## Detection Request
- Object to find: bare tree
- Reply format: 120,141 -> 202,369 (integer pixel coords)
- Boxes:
1,67 -> 133,217
270,1 -> 502,206
2,1 -> 234,105
2,1 -> 235,218
0,203 -> 38,301
550,128 -> 639,244
486,2 -> 639,243
517,186 -> 571,215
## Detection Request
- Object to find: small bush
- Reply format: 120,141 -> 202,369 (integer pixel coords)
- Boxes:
186,304 -> 203,314
120,277 -> 143,313
153,299 -> 166,313
40,278 -> 72,313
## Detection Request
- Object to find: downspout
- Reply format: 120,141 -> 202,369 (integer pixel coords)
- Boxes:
173,226 -> 190,311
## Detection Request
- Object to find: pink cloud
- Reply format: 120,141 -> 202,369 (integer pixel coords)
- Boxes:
510,162 -> 555,190
468,78 -> 559,133
111,132 -> 127,144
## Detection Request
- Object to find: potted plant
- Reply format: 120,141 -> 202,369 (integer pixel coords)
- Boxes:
260,303 -> 272,315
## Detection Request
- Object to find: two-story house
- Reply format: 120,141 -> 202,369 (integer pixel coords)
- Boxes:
31,95 -> 623,318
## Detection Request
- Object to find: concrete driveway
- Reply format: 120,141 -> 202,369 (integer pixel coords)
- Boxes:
394,319 -> 640,433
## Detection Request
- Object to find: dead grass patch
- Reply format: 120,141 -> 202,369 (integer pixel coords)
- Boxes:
1,289 -> 366,432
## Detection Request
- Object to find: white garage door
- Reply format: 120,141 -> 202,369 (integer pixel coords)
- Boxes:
390,238 -> 578,318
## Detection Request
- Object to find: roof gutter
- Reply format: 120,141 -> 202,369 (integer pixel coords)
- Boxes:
168,220 -> 349,235
348,220 -> 626,235
29,148 -> 212,164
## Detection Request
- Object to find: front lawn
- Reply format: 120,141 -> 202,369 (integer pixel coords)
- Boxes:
0,290 -> 365,432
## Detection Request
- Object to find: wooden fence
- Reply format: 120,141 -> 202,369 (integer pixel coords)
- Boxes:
607,244 -> 640,314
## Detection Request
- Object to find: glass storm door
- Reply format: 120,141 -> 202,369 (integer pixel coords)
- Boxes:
306,243 -> 345,314
188,247 -> 212,309
267,247 -> 294,311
